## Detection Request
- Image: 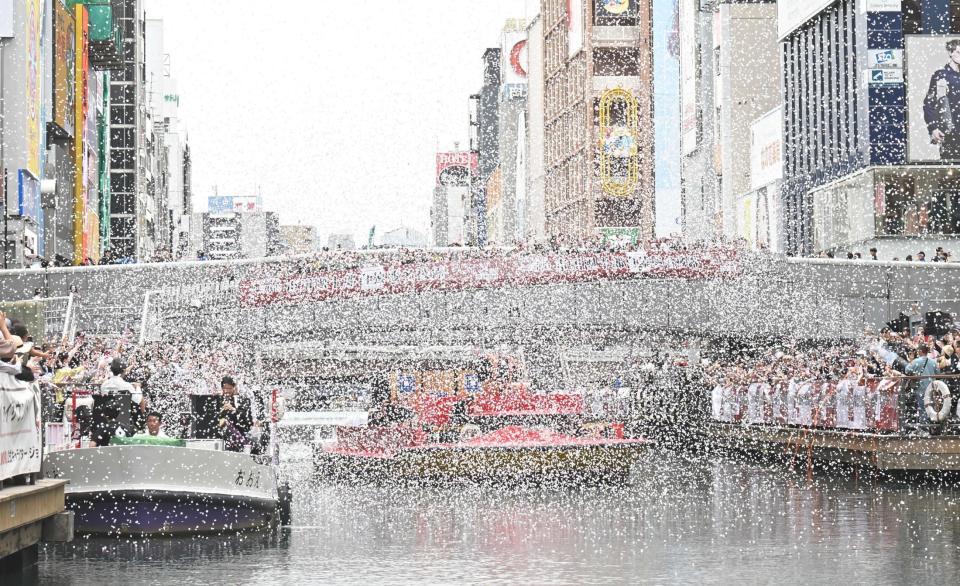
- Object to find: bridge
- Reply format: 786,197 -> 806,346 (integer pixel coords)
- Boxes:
0,249 -> 955,349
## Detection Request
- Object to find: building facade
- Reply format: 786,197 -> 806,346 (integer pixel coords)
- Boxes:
680,0 -> 779,248
780,0 -> 960,258
431,151 -> 476,246
192,196 -> 281,260
468,48 -> 502,246
524,12 -> 547,243
542,0 -> 656,243
279,224 -> 318,255
487,20 -> 528,246
146,18 -> 192,260
107,0 -> 148,260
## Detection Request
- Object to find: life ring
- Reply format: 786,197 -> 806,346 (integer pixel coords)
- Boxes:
924,380 -> 952,423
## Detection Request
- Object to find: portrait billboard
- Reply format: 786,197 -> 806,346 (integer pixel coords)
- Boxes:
905,35 -> 960,163
53,1 -> 76,138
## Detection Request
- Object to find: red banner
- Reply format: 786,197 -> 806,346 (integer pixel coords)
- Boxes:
239,250 -> 742,308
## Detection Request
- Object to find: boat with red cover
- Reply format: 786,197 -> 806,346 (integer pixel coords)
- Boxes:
314,383 -> 650,484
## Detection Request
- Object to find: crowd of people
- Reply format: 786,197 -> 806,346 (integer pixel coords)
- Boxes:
817,246 -> 956,262
15,329 -> 272,452
703,320 -> 960,429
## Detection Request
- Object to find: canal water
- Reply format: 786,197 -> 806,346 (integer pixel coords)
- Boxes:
37,450 -> 960,585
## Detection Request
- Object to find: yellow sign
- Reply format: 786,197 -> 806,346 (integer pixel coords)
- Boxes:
73,5 -> 89,263
598,88 -> 640,197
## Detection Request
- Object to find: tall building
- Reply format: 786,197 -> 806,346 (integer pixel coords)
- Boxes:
431,151 -> 476,246
107,0 -> 149,260
0,1 -> 119,267
146,18 -> 192,259
524,11 -> 547,243
192,196 -> 281,260
681,1 -> 779,247
542,0 -> 655,242
488,19 -> 528,246
679,0 -> 719,244
1,0 -> 50,267
468,48 -> 502,246
780,1 -> 960,258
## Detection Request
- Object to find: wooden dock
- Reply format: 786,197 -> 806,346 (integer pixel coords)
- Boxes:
0,479 -> 72,577
708,423 -> 960,471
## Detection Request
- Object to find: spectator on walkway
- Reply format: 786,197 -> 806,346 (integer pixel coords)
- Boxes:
906,344 -> 938,420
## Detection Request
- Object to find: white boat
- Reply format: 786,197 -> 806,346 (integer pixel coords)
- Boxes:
42,443 -> 282,535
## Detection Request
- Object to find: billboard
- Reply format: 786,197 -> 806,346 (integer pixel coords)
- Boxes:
905,35 -> 960,163
778,0 -> 835,41
53,2 -> 76,138
435,151 -> 478,187
18,169 -> 40,219
750,108 -> 783,191
73,4 -> 89,261
501,29 -> 528,89
568,0 -> 584,58
208,195 -> 263,214
679,0 -> 698,156
25,0 -> 42,175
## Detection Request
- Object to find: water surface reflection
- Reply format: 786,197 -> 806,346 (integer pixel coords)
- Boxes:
39,451 -> 960,584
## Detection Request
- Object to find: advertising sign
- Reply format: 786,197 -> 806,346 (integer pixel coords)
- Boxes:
73,4 -> 89,261
501,29 -> 528,88
25,0 -> 42,175
905,35 -> 960,163
18,169 -> 40,219
0,386 -> 42,482
598,226 -> 641,247
53,2 -> 76,138
436,151 -> 478,187
778,0 -> 836,40
750,108 -> 783,191
0,0 -> 13,38
866,68 -> 904,84
232,196 -> 261,213
208,195 -> 263,214
568,0 -> 584,58
868,48 -> 903,69
679,0 -> 698,156
860,0 -> 901,12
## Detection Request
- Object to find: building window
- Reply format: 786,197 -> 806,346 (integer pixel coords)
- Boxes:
593,48 -> 640,76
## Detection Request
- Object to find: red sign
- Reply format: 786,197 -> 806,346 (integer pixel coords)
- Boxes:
436,152 -> 478,186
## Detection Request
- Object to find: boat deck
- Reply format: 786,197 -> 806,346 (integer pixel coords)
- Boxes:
709,423 -> 960,471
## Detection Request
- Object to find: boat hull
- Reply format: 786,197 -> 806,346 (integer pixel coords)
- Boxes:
315,441 -> 648,485
43,445 -> 278,535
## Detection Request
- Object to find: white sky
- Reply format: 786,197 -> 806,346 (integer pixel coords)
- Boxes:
144,0 -> 528,244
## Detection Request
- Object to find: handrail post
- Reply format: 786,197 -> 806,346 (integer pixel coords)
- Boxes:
62,292 -> 75,344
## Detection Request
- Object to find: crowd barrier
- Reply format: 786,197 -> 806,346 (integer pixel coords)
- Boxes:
0,385 -> 43,482
710,378 -> 903,432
